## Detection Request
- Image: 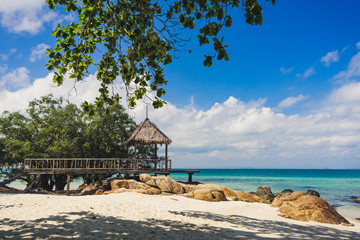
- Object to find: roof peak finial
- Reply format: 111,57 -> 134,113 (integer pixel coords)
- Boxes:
146,105 -> 149,119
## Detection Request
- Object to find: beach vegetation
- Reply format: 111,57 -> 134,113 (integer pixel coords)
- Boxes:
0,95 -> 150,190
45,0 -> 275,111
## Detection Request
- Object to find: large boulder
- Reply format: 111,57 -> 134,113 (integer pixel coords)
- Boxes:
140,174 -> 185,194
355,198 -> 360,204
271,192 -> 305,208
255,185 -> 275,202
186,189 -> 227,202
195,184 -> 236,197
273,192 -> 350,225
111,179 -> 161,195
189,184 -> 267,203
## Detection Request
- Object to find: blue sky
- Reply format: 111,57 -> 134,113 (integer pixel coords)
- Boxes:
1,0 -> 360,168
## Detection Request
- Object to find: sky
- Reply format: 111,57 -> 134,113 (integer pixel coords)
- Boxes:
1,0 -> 360,169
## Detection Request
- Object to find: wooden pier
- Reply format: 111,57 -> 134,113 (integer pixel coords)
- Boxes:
22,158 -> 199,194
24,158 -> 172,174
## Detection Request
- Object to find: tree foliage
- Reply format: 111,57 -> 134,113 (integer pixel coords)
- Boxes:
0,95 -> 137,190
45,0 -> 275,110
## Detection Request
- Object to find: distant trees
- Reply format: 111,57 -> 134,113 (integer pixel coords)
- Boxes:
0,95 -> 137,190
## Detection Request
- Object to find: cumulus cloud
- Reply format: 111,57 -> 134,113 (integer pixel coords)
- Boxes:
327,81 -> 360,104
0,73 -> 103,113
0,0 -> 72,34
30,43 -> 50,62
356,41 -> 360,50
280,67 -> 294,74
1,73 -> 360,169
0,67 -> 31,90
321,50 -> 339,67
0,0 -> 48,34
278,94 -> 307,108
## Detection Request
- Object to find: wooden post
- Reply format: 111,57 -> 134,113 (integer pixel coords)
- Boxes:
188,173 -> 193,183
165,144 -> 168,171
154,144 -> 157,170
134,142 -> 137,170
66,174 -> 70,196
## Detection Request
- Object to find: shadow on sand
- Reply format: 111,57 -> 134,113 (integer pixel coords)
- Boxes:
0,210 -> 359,239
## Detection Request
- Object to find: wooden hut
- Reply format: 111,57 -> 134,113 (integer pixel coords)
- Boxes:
122,118 -> 172,171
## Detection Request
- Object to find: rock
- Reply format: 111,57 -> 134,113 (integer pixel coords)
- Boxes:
255,185 -> 275,202
271,192 -> 305,208
306,189 -> 320,197
77,182 -> 101,196
111,179 -> 161,195
179,183 -> 197,193
95,189 -> 104,195
139,174 -> 157,187
186,189 -> 227,202
235,192 -> 269,203
139,175 -> 185,194
281,189 -> 294,195
190,184 -> 267,203
195,184 -> 236,198
355,198 -> 360,204
102,180 -> 111,191
275,194 -> 350,225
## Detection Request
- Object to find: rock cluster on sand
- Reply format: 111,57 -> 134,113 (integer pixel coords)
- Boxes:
356,198 -> 360,204
76,174 -> 350,225
271,191 -> 351,225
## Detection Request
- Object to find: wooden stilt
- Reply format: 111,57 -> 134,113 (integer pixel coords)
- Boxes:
165,144 -> 168,171
155,144 -> 157,170
66,174 -> 70,196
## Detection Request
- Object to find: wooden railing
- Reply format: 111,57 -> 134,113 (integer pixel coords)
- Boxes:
24,158 -> 171,172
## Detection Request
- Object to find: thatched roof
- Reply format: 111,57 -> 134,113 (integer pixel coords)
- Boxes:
123,118 -> 172,146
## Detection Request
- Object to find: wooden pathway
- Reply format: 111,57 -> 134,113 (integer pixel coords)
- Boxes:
21,158 -> 199,194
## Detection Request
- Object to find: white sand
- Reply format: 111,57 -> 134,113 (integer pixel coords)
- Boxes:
1,192 -> 360,239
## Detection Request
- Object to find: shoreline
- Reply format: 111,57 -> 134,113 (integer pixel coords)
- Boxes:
1,192 -> 360,239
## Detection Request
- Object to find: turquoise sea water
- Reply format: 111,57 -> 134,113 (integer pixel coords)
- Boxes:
170,169 -> 360,219
2,169 -> 360,219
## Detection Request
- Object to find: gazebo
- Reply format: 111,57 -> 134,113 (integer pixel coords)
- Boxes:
122,118 -> 172,171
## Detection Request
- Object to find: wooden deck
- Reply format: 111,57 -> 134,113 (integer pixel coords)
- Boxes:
24,158 -> 172,175
21,158 -> 199,195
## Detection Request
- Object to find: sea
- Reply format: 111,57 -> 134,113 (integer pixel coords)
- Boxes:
3,168 -> 360,219
170,169 -> 360,220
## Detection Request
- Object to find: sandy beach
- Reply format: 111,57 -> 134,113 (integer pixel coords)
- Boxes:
1,192 -> 360,240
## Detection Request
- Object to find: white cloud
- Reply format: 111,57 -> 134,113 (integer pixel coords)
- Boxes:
327,81 -> 360,104
0,0 -> 48,34
0,67 -> 30,90
280,67 -> 294,74
0,0 -> 72,34
303,67 -> 315,78
334,51 -> 360,81
30,43 -> 50,62
297,67 -> 315,78
321,50 -> 339,67
0,48 -> 17,61
356,41 -> 360,50
278,94 -> 307,108
1,73 -> 360,169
